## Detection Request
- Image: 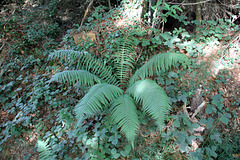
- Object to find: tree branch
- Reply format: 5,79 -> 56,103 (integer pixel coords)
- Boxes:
168,0 -> 214,6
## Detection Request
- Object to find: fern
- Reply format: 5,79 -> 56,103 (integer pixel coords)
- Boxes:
49,70 -> 102,86
49,50 -> 118,85
113,37 -> 136,87
74,83 -> 123,125
37,139 -> 54,160
48,49 -> 82,64
129,52 -> 189,85
110,94 -> 140,147
127,79 -> 171,129
49,43 -> 189,148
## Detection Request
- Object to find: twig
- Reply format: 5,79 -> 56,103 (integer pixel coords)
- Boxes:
191,101 -> 206,119
183,102 -> 190,118
217,0 -> 239,9
183,101 -> 205,123
183,102 -> 199,123
79,0 -> 94,31
149,0 -> 161,38
69,0 -> 94,37
0,39 -> 11,51
2,9 -> 16,26
0,42 -> 5,51
168,0 -> 214,6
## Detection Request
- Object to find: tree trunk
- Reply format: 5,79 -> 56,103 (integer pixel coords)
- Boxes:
196,0 -> 202,24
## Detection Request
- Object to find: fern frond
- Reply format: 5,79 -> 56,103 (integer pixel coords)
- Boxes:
74,83 -> 123,126
49,70 -> 102,86
129,52 -> 189,85
49,50 -> 118,85
110,94 -> 139,148
48,49 -> 82,64
127,79 -> 171,130
113,37 -> 136,87
37,139 -> 53,160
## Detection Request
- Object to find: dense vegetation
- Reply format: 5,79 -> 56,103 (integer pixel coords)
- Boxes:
0,0 -> 239,159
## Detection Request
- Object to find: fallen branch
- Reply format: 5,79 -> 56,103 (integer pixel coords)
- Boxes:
183,101 -> 206,122
191,101 -> 206,119
69,0 -> 94,37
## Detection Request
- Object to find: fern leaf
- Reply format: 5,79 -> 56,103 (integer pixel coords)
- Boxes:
127,79 -> 171,130
113,37 -> 136,87
37,139 -> 53,160
110,94 -> 140,148
74,83 -> 123,126
129,52 -> 188,85
48,49 -> 82,64
49,50 -> 118,85
49,70 -> 102,86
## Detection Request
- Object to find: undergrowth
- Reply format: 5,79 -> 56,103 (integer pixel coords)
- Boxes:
0,0 -> 239,159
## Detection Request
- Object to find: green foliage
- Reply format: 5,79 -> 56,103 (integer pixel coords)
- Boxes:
129,52 -> 188,85
1,1 -> 239,159
50,70 -> 102,86
113,36 -> 136,86
49,37 -> 189,147
37,139 -> 54,160
49,50 -> 118,84
0,3 -> 59,55
127,79 -> 171,129
153,0 -> 183,22
216,132 -> 240,159
88,6 -> 107,22
111,94 -> 139,147
74,83 -> 123,125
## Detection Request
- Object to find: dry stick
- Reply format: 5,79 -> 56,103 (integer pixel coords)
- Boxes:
183,101 -> 206,123
149,0 -> 166,37
79,0 -> 94,30
148,0 -> 152,24
191,101 -> 206,119
149,0 -> 160,38
183,102 -> 190,118
168,0 -> 214,6
182,102 -> 199,124
70,0 -> 94,37
217,0 -> 239,9
0,39 -> 6,51
0,39 -> 11,51
2,9 -> 16,26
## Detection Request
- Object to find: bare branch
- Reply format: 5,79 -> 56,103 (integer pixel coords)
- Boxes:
168,0 -> 214,6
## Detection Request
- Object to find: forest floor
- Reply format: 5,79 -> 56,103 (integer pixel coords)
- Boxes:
1,2 -> 240,159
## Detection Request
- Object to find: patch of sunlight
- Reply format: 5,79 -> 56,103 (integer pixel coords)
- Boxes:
135,80 -> 147,94
121,1 -> 142,22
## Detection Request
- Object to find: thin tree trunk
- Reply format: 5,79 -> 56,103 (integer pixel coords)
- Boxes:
196,0 -> 202,24
108,0 -> 112,10
148,0 -> 152,24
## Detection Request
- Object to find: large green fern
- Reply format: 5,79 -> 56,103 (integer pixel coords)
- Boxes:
49,37 -> 189,148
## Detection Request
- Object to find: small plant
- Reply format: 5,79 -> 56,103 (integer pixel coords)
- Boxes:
49,34 -> 189,148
